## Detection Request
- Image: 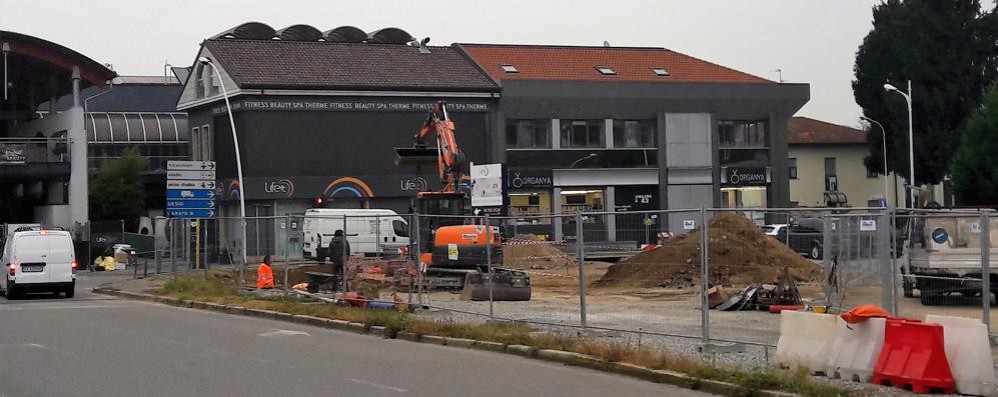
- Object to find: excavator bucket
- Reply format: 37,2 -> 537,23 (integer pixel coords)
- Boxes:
460,269 -> 531,301
394,147 -> 438,167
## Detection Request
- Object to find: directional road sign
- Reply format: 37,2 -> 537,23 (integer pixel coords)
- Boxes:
166,170 -> 216,180
167,180 -> 216,189
167,160 -> 216,171
166,189 -> 215,200
166,209 -> 215,218
167,161 -> 217,218
166,199 -> 215,209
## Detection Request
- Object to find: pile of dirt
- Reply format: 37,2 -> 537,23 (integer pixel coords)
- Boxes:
502,237 -> 576,270
594,213 -> 822,289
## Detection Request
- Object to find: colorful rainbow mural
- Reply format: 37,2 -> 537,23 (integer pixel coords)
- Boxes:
226,179 -> 240,200
322,177 -> 375,198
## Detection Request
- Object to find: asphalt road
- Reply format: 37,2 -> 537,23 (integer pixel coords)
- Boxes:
0,274 -> 712,397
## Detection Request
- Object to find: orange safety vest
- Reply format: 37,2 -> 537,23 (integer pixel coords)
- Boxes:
257,263 -> 275,289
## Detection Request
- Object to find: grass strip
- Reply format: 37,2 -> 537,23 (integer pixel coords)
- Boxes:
158,276 -> 854,397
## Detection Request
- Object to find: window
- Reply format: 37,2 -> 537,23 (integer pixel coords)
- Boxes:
505,120 -> 551,148
651,67 -> 670,77
595,66 -> 616,75
718,121 -> 767,148
867,166 -> 878,178
560,120 -> 605,148
824,157 -> 837,191
196,66 -> 209,98
612,120 -> 655,148
200,124 -> 213,161
788,158 -> 798,179
190,126 -> 201,160
500,64 -> 518,73
209,73 -> 221,96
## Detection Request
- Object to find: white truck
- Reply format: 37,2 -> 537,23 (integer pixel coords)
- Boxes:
1,228 -> 77,299
302,208 -> 410,260
906,212 -> 998,305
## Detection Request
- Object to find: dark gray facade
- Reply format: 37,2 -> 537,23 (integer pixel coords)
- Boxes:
494,80 -> 808,239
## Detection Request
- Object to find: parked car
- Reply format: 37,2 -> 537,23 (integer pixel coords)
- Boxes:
765,219 -> 824,259
760,224 -> 787,238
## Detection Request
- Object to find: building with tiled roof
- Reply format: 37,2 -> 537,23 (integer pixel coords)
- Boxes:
456,43 -> 808,235
787,116 -> 903,207
459,44 -> 772,84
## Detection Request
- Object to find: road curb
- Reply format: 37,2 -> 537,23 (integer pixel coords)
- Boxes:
92,287 -> 798,397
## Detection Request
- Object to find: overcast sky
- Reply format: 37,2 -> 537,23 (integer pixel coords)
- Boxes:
6,0 -> 903,126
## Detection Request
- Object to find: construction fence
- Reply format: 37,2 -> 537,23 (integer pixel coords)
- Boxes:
137,207 -> 996,359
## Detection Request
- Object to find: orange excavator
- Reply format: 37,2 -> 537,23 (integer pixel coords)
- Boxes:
396,101 -> 530,301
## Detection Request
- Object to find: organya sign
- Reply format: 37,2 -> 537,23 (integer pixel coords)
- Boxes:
722,167 -> 770,186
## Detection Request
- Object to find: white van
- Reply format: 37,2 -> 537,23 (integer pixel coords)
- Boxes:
302,209 -> 409,260
1,229 -> 77,299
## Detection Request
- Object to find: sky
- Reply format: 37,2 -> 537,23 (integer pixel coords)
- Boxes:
3,0 -> 892,127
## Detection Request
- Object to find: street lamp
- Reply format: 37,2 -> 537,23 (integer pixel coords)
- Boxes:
860,116 -> 891,207
198,56 -> 248,281
570,153 -> 598,168
884,80 -> 915,208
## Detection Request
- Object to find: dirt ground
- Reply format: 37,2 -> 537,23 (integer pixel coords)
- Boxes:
415,263 -> 998,349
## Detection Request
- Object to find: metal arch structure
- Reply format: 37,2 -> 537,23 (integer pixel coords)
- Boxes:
324,26 -> 367,43
275,25 -> 323,42
211,22 -> 276,40
367,27 -> 414,45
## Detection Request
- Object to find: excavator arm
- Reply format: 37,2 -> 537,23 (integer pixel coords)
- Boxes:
412,101 -> 465,193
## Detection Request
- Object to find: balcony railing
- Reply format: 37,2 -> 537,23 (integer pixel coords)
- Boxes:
0,137 -> 71,164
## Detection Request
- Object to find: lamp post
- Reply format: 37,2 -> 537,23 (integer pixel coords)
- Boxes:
198,57 -> 248,282
884,80 -> 914,208
860,116 -> 891,207
570,153 -> 598,168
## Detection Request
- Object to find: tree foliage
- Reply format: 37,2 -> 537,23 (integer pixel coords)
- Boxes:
89,147 -> 147,221
950,83 -> 998,205
853,0 -> 998,185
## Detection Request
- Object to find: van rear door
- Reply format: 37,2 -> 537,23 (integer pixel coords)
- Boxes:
47,234 -> 75,283
12,234 -> 52,284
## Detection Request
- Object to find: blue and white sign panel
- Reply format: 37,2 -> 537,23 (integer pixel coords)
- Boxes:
166,199 -> 215,209
166,209 -> 216,218
166,189 -> 215,200
166,161 -> 216,218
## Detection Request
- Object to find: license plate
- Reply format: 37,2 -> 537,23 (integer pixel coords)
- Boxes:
22,265 -> 43,272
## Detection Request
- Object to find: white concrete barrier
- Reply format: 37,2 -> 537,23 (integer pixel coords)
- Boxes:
824,317 -> 886,382
925,315 -> 997,396
776,310 -> 837,374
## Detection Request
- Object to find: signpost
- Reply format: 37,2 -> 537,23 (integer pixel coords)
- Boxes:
165,161 -> 217,219
166,161 -> 216,270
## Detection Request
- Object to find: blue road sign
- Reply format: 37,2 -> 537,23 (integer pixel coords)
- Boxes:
166,199 -> 215,209
166,189 -> 215,200
167,209 -> 215,218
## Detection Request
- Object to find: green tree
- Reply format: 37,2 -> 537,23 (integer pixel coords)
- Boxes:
853,0 -> 998,185
950,83 -> 998,205
89,147 -> 147,221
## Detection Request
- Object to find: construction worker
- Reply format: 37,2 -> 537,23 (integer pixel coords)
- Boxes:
257,255 -> 275,289
328,230 -> 350,279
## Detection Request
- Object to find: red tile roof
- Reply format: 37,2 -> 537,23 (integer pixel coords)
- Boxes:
458,44 -> 772,84
788,117 -> 866,145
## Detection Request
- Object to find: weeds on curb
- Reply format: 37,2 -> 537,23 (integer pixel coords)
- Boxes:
157,276 -> 852,397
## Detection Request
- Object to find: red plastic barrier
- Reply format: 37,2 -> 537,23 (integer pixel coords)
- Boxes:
872,319 -> 955,394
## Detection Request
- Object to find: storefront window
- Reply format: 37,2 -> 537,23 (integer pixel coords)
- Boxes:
509,191 -> 552,225
720,186 -> 767,225
612,120 -> 655,148
505,119 -> 551,149
719,120 -> 767,148
560,120 -> 605,148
